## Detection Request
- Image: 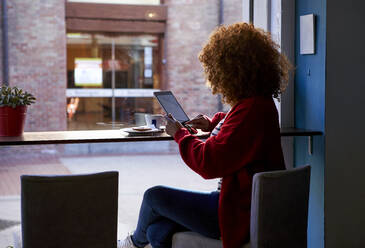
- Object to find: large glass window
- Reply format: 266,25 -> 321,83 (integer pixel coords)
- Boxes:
66,33 -> 163,130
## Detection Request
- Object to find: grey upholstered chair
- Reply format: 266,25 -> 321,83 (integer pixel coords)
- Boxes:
171,165 -> 311,248
21,171 -> 119,248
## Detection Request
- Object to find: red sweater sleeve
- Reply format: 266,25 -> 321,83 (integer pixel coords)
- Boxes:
174,98 -> 265,179
208,112 -> 227,131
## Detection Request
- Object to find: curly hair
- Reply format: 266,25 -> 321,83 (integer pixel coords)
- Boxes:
198,22 -> 292,105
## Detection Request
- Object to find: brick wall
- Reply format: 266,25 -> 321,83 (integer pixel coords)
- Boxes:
3,0 -> 67,131
0,2 -> 3,82
165,0 -> 220,118
165,0 -> 244,118
223,0 -> 243,25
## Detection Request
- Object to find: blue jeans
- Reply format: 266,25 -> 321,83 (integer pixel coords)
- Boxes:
131,185 -> 220,248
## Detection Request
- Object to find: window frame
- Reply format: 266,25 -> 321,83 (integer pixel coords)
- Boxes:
243,0 -> 295,168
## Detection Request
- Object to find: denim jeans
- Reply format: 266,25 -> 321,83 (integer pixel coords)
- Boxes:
131,185 -> 220,248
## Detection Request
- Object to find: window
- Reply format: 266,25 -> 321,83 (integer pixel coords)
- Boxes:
1,2 -> 295,245
243,0 -> 295,167
66,33 -> 163,130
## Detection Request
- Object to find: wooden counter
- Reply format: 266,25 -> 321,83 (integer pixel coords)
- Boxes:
0,128 -> 322,146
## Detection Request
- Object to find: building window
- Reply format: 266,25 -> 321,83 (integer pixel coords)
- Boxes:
66,33 -> 163,130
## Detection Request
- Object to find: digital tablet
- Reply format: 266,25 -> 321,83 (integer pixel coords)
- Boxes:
154,91 -> 190,123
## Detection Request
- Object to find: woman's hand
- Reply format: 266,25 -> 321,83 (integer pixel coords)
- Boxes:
165,114 -> 184,137
185,114 -> 211,131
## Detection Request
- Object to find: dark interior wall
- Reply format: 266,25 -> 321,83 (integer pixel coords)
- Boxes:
294,0 -> 326,247
325,1 -> 365,247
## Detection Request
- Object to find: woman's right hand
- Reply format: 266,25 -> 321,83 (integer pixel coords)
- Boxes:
186,114 -> 211,131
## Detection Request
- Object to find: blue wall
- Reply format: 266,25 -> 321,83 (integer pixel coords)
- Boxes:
294,0 -> 326,248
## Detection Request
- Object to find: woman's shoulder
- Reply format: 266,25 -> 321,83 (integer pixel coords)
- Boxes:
222,96 -> 278,130
231,96 -> 275,113
219,96 -> 279,140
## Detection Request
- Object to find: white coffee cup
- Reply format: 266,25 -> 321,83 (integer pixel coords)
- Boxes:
145,114 -> 165,129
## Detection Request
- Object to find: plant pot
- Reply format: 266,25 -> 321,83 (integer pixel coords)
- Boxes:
0,106 -> 27,137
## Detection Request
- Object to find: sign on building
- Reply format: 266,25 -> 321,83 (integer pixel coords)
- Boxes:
74,58 -> 103,86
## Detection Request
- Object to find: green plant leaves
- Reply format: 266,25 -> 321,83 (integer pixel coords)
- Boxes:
0,86 -> 36,108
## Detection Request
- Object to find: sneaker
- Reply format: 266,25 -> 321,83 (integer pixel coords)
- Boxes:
117,235 -> 138,248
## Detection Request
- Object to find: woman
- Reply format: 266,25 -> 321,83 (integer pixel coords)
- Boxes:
119,22 -> 291,248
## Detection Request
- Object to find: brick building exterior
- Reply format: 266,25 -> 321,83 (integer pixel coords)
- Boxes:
166,0 -> 244,118
166,0 -> 220,118
1,0 -> 67,131
223,0 -> 243,25
1,0 -> 243,131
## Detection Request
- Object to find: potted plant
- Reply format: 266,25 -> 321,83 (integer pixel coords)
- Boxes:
0,86 -> 36,136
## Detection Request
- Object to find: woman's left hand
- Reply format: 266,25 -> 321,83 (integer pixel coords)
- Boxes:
165,114 -> 184,137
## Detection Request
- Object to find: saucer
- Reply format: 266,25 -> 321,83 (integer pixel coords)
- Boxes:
121,127 -> 165,136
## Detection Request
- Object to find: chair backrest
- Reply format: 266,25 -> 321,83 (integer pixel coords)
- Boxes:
250,165 -> 311,248
21,171 -> 119,248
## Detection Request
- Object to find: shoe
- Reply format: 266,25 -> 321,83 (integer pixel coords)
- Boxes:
117,235 -> 138,248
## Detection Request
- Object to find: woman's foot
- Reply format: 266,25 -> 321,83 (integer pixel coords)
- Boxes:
117,235 -> 138,248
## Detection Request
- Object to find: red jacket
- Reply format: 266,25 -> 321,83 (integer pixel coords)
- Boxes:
174,96 -> 285,248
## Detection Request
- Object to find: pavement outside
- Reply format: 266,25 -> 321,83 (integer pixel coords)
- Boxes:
0,146 -> 218,247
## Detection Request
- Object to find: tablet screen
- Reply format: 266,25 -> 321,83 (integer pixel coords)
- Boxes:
154,91 -> 190,123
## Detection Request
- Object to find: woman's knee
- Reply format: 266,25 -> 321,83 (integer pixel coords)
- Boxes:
143,185 -> 168,205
